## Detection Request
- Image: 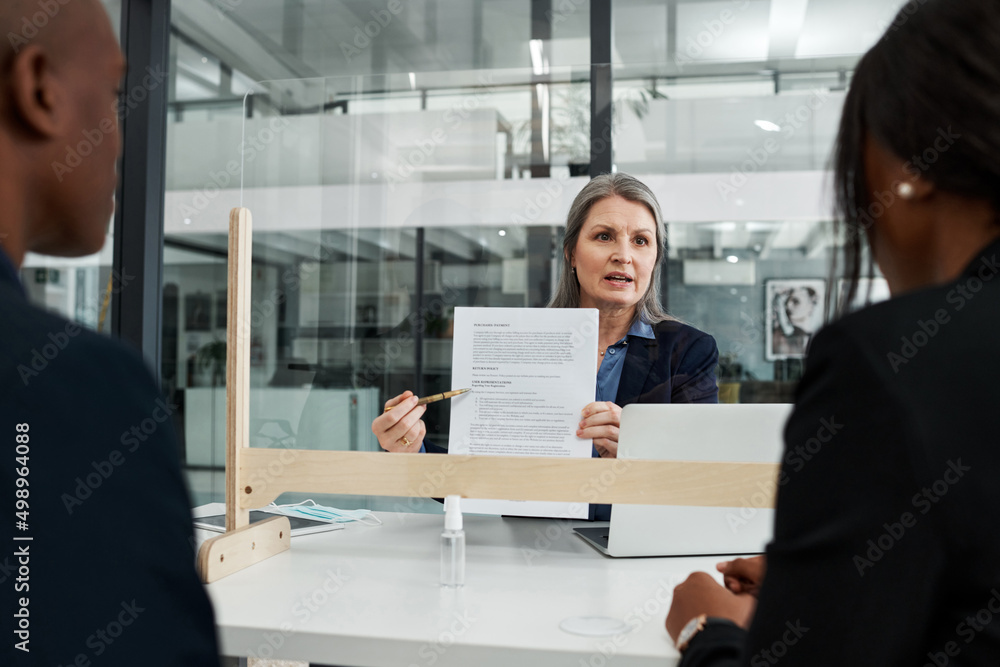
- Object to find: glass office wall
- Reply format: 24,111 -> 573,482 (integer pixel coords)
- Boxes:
610,0 -> 901,394
164,0 -> 905,505
165,0 -> 591,504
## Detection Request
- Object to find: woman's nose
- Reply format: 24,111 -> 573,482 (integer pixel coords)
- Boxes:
611,239 -> 632,263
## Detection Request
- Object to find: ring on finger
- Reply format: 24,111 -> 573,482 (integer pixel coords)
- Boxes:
400,436 -> 412,448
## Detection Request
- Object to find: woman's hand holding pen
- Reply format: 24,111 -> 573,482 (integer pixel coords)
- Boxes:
578,401 -> 623,458
372,391 -> 426,452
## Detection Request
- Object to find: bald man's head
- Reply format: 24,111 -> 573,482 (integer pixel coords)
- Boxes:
0,0 -> 108,82
0,0 -> 124,264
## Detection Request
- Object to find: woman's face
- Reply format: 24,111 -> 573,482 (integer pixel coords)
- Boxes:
784,288 -> 817,327
570,195 -> 658,314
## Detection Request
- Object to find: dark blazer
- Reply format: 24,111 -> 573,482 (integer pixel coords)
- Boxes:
682,237 -> 1000,665
0,255 -> 219,666
585,319 -> 718,519
615,319 -> 719,407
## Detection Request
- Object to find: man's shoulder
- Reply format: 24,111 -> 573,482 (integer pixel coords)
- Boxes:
0,289 -> 154,395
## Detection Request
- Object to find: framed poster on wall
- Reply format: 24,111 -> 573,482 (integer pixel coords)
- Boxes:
765,279 -> 826,360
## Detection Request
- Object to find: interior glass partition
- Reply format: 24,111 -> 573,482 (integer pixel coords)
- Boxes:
611,65 -> 847,395
168,66 -> 590,508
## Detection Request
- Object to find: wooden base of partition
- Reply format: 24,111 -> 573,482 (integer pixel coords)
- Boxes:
197,516 -> 291,584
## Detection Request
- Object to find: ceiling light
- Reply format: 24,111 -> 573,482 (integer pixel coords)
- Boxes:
726,255 -> 739,263
498,230 -> 506,237
754,120 -> 781,132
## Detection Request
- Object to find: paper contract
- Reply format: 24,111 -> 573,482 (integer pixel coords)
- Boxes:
448,307 -> 598,518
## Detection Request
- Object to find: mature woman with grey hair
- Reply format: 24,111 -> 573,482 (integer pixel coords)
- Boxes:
546,172 -> 719,459
372,174 -> 719,503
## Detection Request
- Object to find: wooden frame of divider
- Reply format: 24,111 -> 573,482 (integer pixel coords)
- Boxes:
195,208 -> 779,584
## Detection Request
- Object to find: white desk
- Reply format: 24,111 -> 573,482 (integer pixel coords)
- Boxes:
194,504 -> 730,667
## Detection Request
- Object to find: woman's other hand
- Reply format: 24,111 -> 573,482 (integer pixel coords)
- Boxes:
578,401 -> 623,458
372,391 -> 427,452
717,555 -> 767,597
666,572 -> 757,640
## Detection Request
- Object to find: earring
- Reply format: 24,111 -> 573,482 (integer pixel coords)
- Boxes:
895,182 -> 915,199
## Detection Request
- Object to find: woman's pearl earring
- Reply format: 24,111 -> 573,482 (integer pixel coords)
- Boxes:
895,182 -> 915,199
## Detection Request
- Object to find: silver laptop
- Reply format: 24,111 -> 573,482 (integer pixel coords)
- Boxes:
574,403 -> 792,557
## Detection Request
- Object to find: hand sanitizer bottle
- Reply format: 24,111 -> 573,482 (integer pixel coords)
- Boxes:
441,495 -> 465,587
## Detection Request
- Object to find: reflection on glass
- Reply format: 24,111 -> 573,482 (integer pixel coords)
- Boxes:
161,0 -> 893,507
21,238 -> 116,335
665,220 -> 837,403
608,1 -> 903,404
165,62 -> 591,508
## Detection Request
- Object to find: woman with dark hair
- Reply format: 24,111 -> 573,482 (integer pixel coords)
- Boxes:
371,174 -> 719,513
665,0 -> 1000,663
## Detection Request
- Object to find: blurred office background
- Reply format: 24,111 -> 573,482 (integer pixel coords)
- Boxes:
23,0 -> 901,504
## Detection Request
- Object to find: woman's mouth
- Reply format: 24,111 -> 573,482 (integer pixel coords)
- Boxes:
604,273 -> 634,286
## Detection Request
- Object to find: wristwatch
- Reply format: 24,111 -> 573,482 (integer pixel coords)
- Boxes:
675,614 -> 708,652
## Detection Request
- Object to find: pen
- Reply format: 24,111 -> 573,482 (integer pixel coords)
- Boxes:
384,388 -> 472,411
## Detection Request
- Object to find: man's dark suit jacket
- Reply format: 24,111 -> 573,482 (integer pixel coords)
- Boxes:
682,237 -> 1000,665
0,253 -> 220,666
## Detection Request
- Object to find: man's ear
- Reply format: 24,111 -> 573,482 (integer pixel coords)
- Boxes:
8,44 -> 63,138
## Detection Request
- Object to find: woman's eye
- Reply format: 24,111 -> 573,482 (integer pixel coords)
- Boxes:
597,232 -> 611,241
635,237 -> 648,246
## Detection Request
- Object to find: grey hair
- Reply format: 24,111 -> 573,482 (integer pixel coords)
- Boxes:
548,172 -> 673,324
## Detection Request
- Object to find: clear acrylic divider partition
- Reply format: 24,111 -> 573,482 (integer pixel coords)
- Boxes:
229,67 -> 591,513
170,62 -> 863,508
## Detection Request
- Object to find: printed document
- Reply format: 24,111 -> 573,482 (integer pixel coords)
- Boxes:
448,307 -> 598,518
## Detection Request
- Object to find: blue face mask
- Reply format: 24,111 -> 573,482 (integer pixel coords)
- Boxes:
268,500 -> 383,526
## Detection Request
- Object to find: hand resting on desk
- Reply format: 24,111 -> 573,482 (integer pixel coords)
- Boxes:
665,572 -> 757,642
663,556 -> 766,644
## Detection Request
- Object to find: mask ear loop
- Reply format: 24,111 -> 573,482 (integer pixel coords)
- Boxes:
269,499 -> 316,510
268,499 -> 383,526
